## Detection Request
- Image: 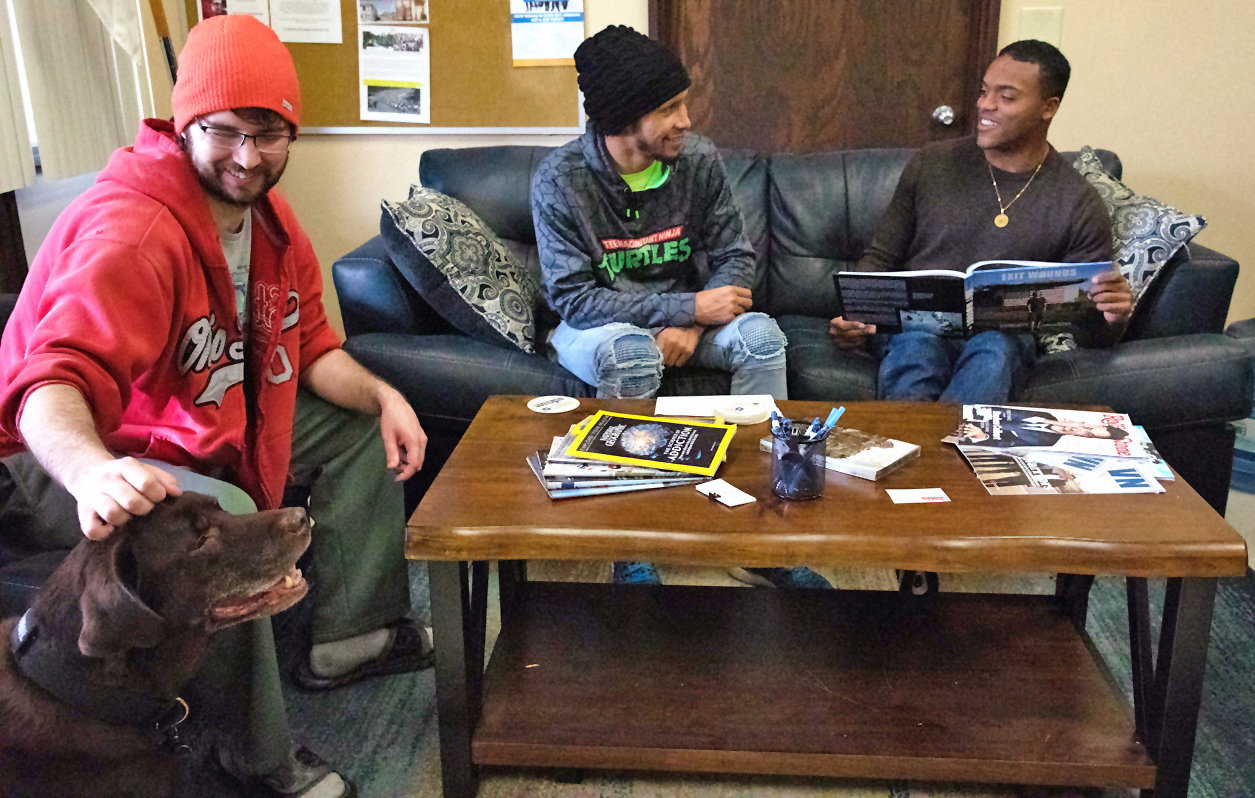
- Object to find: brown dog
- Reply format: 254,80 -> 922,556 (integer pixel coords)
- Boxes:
0,492 -> 311,798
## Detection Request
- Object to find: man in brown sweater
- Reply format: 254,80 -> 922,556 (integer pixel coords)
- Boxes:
829,40 -> 1133,404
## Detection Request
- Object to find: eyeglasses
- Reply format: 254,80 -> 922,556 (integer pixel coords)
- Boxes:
196,122 -> 294,154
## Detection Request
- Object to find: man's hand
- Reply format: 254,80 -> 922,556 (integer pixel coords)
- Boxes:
828,316 -> 875,349
378,385 -> 427,481
694,285 -> 753,326
64,457 -> 182,540
1090,269 -> 1133,325
655,326 -> 704,367
957,422 -> 988,442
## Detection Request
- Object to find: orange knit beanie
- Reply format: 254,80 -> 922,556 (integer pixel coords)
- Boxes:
171,14 -> 301,133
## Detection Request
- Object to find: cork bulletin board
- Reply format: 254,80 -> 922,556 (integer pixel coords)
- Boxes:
183,0 -> 582,132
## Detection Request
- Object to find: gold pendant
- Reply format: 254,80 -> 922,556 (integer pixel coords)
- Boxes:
994,213 -> 1009,228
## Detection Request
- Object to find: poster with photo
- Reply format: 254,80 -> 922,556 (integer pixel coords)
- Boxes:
359,24 -> 430,123
359,0 -> 428,24
199,0 -> 270,26
509,0 -> 583,66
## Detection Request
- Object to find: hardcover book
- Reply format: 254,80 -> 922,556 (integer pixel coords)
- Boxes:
563,411 -> 736,477
834,259 -> 1112,337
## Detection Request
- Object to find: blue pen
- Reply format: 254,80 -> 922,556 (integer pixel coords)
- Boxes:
819,406 -> 846,436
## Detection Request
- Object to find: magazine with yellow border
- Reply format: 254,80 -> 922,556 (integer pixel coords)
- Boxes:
564,411 -> 736,477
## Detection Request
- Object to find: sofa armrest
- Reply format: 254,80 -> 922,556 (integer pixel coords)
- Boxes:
1125,242 -> 1238,340
332,236 -> 455,339
343,333 -> 592,429
1017,334 -> 1254,430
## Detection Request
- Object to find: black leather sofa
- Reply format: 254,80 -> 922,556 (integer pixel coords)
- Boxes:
334,144 -> 1253,517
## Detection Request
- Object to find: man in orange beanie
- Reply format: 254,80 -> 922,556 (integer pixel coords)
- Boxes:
0,14 -> 430,797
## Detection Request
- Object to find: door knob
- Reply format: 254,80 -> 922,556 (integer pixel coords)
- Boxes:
932,105 -> 955,125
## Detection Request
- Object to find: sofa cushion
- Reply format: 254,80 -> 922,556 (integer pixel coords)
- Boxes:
777,315 -> 879,401
382,187 -> 540,354
1071,146 -> 1206,306
419,146 -> 555,244
764,149 -> 915,320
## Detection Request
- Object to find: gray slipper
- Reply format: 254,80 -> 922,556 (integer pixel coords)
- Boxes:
210,742 -> 357,798
291,617 -> 434,691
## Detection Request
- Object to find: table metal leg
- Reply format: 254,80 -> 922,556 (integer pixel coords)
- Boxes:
497,560 -> 528,627
1145,577 -> 1217,798
1127,577 -> 1156,748
430,561 -> 489,798
1055,573 -> 1095,629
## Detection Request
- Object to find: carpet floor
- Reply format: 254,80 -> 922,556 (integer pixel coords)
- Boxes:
184,562 -> 1255,798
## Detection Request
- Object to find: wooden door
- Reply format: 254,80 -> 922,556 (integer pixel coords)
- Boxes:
651,0 -> 1001,152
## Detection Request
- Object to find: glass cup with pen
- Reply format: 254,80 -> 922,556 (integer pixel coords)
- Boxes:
769,407 -> 843,501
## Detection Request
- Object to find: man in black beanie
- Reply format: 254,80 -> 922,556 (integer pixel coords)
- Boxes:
531,25 -> 826,590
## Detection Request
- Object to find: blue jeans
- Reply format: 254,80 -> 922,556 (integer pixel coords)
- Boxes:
551,311 -> 789,399
873,330 -> 1035,404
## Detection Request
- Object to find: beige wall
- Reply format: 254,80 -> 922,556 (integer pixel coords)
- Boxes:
290,0 -> 1255,336
998,1 -> 1255,325
281,0 -> 648,336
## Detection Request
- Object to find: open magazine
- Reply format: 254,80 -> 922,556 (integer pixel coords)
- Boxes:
947,405 -> 1166,496
956,447 -> 1164,495
834,260 -> 1112,337
950,404 -> 1149,458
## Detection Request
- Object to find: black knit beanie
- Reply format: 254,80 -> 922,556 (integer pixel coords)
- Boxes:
575,25 -> 691,136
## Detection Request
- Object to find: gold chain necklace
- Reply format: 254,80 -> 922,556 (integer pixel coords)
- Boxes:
988,155 -> 1046,228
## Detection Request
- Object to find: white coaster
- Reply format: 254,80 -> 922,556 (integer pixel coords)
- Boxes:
526,395 -> 581,414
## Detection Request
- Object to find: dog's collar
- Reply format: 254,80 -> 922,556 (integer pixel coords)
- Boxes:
9,609 -> 190,747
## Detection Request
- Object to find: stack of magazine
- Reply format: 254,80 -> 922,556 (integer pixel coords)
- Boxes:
946,404 -> 1171,496
527,411 -> 737,500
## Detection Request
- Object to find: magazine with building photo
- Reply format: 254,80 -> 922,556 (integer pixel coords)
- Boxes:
563,411 -> 736,477
949,404 -> 1150,459
535,451 -> 701,484
525,453 -> 701,500
543,436 -> 682,478
758,426 -> 920,481
957,446 -> 1165,496
834,260 -> 1112,338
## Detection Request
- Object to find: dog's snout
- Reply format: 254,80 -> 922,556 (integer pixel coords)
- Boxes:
280,506 -> 310,534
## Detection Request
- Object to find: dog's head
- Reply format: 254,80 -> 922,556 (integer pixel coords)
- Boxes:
64,492 -> 311,660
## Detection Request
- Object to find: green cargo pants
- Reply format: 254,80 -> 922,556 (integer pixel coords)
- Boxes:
0,389 -> 412,774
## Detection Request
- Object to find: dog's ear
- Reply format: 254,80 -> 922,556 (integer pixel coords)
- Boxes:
77,534 -> 168,659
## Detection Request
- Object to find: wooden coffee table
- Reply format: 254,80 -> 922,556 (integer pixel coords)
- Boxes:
407,396 -> 1247,798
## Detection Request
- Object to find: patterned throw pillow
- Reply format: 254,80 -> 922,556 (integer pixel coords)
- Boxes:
1071,146 -> 1207,305
381,187 -> 539,354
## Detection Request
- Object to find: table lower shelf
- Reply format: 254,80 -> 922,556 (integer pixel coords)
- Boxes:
473,582 -> 1155,789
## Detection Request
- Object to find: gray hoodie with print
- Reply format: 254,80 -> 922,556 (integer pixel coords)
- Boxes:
530,128 -> 755,331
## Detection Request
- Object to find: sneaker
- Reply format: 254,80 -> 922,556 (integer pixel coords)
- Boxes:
727,567 -> 833,589
612,561 -> 662,585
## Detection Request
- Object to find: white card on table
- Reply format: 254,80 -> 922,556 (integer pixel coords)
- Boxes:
886,488 -> 950,504
696,479 -> 756,507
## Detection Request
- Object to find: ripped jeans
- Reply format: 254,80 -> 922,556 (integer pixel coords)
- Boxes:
551,311 -> 789,399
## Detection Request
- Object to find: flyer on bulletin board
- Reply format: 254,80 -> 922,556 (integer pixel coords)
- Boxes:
199,0 -> 343,43
510,0 -> 583,67
359,24 -> 430,123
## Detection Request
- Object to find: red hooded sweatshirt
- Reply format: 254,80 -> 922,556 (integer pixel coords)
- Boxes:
0,120 -> 342,510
